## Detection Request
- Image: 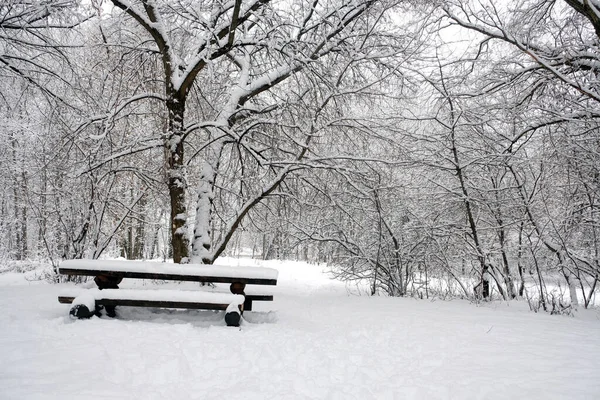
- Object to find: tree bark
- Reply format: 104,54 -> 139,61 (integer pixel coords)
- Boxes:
166,95 -> 189,263
191,163 -> 214,264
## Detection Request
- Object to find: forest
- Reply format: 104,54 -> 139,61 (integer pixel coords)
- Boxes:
1,0 -> 599,312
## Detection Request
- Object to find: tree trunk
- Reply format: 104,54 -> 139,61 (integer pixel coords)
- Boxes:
191,163 -> 214,264
20,200 -> 27,260
498,225 -> 516,299
127,225 -> 133,259
38,152 -> 47,252
563,269 -> 580,308
133,193 -> 146,259
149,224 -> 160,260
451,126 -> 488,299
439,68 -> 489,299
166,95 -> 189,264
517,222 -> 526,297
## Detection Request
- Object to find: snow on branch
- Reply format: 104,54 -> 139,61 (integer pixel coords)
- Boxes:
443,5 -> 600,103
75,139 -> 163,176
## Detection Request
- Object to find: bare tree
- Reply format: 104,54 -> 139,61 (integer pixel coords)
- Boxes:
80,0 -> 403,263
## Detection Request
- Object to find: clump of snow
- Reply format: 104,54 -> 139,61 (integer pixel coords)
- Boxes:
71,292 -> 96,311
226,302 -> 241,314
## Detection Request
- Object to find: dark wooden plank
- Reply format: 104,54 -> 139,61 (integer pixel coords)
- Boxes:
58,268 -> 277,285
242,295 -> 274,311
245,294 -> 274,301
59,294 -> 273,304
58,296 -> 75,303
99,299 -> 230,310
59,296 -> 230,310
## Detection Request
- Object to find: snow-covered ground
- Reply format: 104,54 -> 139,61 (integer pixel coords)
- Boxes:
1,259 -> 599,400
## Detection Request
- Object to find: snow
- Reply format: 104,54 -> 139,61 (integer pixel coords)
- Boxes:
71,292 -> 96,310
191,162 -> 214,264
1,259 -> 600,399
60,259 -> 279,281
226,302 -> 241,314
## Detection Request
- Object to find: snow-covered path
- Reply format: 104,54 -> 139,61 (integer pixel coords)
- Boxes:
1,260 -> 599,399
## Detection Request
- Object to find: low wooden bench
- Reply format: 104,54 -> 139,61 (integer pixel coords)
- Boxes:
58,259 -> 278,326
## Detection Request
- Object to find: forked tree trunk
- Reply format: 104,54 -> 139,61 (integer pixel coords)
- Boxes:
110,0 -> 377,265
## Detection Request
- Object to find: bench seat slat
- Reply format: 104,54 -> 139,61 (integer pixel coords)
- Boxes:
59,296 -> 233,310
59,288 -> 244,306
58,291 -> 273,312
59,260 -> 278,285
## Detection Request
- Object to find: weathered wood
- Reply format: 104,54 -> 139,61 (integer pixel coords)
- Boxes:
58,268 -> 277,286
59,296 -> 231,310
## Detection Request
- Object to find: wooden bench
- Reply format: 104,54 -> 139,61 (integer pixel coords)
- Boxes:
58,259 -> 278,326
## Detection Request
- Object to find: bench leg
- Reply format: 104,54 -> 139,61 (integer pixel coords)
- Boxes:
95,277 -> 120,317
230,282 -> 248,313
225,311 -> 241,327
230,282 -> 246,295
243,298 -> 253,312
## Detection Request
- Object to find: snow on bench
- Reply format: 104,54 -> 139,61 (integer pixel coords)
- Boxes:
59,288 -> 244,310
59,259 -> 278,285
58,259 -> 278,325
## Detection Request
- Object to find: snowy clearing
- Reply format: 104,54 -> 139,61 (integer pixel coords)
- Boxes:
1,259 -> 599,400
